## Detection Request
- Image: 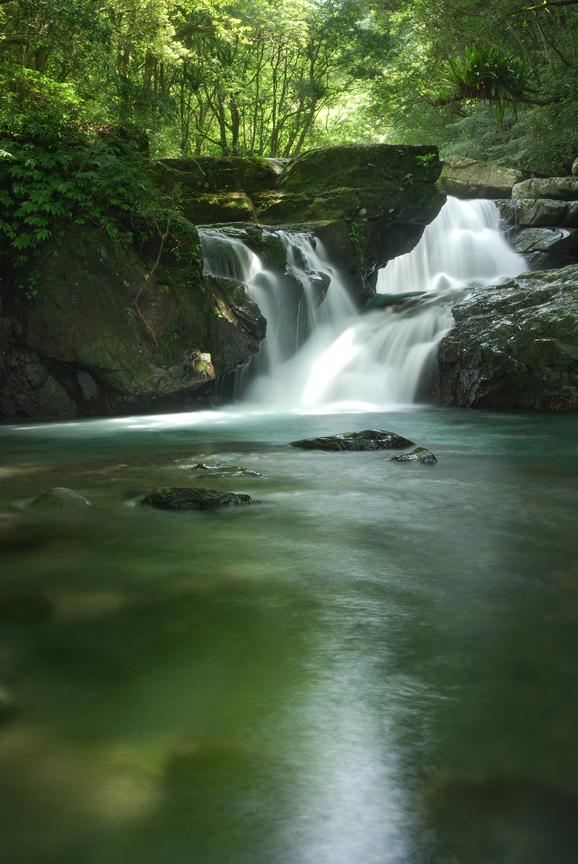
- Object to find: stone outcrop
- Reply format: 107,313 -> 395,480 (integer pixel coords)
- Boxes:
439,156 -> 525,199
142,486 -> 257,509
436,265 -> 578,410
0,224 -> 266,419
512,177 -> 578,201
497,198 -> 578,229
1,144 -> 445,420
497,198 -> 578,270
159,144 -> 446,297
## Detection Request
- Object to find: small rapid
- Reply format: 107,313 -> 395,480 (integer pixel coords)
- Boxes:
199,197 -> 527,412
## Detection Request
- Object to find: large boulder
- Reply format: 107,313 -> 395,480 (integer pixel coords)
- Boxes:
255,144 -> 445,294
512,177 -> 578,201
156,145 -> 446,297
439,156 -> 525,199
142,486 -> 256,509
0,225 -> 266,419
497,198 -> 578,229
436,265 -> 578,410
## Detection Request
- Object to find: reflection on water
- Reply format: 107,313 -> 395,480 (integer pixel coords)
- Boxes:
0,408 -> 577,863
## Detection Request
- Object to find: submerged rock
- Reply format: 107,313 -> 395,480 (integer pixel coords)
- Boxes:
289,429 -> 415,451
436,265 -> 578,410
142,486 -> 257,509
183,463 -> 267,478
29,487 -> 91,509
390,448 -> 437,464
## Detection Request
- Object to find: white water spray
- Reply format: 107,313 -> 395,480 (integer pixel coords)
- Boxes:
200,198 -> 527,411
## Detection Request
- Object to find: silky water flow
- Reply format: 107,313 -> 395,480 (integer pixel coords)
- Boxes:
3,198 -> 577,864
199,197 -> 526,411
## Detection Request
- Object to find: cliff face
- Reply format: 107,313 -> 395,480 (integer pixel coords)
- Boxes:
0,144 -> 444,420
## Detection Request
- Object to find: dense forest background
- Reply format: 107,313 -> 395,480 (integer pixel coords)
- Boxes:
1,0 -> 578,262
2,0 -> 578,169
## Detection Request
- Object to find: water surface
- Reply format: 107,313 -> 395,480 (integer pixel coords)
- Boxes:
0,407 -> 577,864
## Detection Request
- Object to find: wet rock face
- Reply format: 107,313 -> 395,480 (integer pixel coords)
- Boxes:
497,199 -> 578,269
436,265 -> 578,410
289,429 -> 415,451
142,486 -> 257,509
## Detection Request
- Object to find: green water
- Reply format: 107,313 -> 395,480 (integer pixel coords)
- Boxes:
0,407 -> 577,864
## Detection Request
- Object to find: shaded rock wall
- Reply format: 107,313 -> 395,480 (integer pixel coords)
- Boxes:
497,198 -> 578,270
0,226 -> 265,419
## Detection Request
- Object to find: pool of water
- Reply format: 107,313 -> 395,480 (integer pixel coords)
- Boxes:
1,407 -> 577,864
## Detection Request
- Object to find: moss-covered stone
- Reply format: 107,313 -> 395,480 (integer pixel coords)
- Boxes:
390,447 -> 437,463
29,487 -> 91,509
182,192 -> 256,224
0,224 -> 266,419
142,486 -> 257,509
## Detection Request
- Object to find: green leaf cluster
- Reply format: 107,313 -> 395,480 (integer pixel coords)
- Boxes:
435,44 -> 533,124
0,110 -> 170,264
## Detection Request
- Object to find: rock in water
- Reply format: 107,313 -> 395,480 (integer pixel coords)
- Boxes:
390,448 -> 437,464
142,486 -> 256,510
289,429 -> 415,451
436,265 -> 578,410
29,487 -> 91,509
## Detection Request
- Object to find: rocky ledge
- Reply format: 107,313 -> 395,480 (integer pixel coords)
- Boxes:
0,144 -> 444,420
436,265 -> 578,410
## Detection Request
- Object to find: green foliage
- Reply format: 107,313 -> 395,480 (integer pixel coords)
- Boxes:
349,219 -> 367,250
0,109 -> 170,265
434,44 -> 533,124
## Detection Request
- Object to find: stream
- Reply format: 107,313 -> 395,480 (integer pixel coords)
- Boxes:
1,200 -> 578,864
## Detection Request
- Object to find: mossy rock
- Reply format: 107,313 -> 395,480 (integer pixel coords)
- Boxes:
390,447 -> 437,463
182,192 -> 255,224
289,429 -> 415,451
157,156 -> 279,196
29,487 -> 91,509
142,486 -> 257,509
276,144 -> 442,192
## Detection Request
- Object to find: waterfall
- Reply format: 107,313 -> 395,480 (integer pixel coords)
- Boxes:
198,227 -> 356,398
199,198 -> 527,411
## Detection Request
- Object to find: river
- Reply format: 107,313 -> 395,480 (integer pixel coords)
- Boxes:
1,406 -> 577,864
1,197 -> 578,863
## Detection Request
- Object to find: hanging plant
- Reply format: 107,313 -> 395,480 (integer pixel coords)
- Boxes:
431,44 -> 535,124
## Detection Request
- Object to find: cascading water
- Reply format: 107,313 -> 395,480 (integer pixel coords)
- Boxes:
199,197 -> 527,411
295,196 -> 527,411
198,227 -> 355,398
